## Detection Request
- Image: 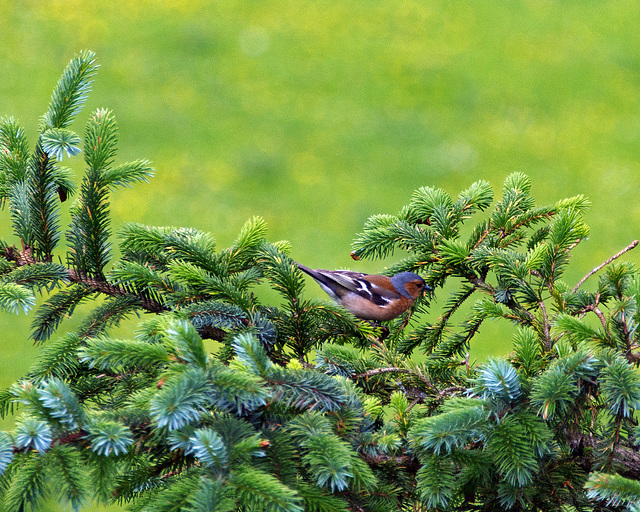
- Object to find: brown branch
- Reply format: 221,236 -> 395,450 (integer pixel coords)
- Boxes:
569,432 -> 640,480
354,367 -> 413,379
67,269 -> 167,313
354,368 -> 465,401
469,275 -> 494,294
406,397 -> 421,414
573,240 -> 639,293
471,227 -> 491,250
438,386 -> 467,399
354,366 -> 435,388
2,244 -> 167,314
3,244 -> 35,266
361,452 -> 420,474
539,300 -> 552,351
582,304 -> 610,337
627,351 -> 640,364
566,239 -> 582,253
508,301 -> 536,324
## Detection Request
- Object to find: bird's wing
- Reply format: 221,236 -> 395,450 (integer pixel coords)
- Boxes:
313,270 -> 365,292
315,270 -> 399,306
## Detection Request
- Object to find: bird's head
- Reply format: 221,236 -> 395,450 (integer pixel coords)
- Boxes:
391,272 -> 430,300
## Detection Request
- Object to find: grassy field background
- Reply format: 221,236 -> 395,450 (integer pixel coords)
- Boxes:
0,1 -> 639,508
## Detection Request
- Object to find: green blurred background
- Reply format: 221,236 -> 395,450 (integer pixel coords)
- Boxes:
0,1 -> 638,507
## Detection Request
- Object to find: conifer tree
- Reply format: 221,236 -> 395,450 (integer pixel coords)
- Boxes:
1,52 -> 640,511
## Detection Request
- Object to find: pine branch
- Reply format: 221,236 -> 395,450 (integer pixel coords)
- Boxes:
66,109 -> 119,278
25,267 -> 162,341
168,260 -> 256,310
0,281 -> 36,314
7,181 -> 33,245
27,144 -> 60,261
101,159 -> 153,188
46,445 -> 90,510
20,52 -> 97,263
0,116 -> 30,189
572,433 -> 640,481
40,50 -> 98,131
41,128 -> 82,161
68,268 -> 166,313
149,368 -> 211,430
6,62 -> 640,512
3,261 -> 70,292
31,284 -> 94,342
401,284 -> 475,355
585,472 -> 640,508
409,404 -> 486,456
77,294 -> 142,338
267,367 -> 348,413
3,452 -> 49,512
28,333 -> 83,381
229,465 -> 303,512
228,216 -> 268,271
79,336 -> 170,371
0,431 -> 13,474
119,223 -> 219,274
415,454 -> 456,510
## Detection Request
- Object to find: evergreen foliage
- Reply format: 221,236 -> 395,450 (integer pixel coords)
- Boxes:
0,52 -> 640,511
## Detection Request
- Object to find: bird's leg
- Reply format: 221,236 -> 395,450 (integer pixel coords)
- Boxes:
378,325 -> 390,341
367,320 -> 390,341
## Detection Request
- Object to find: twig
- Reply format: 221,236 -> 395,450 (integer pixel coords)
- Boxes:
354,367 -> 431,385
573,240 -> 639,292
539,300 -> 552,351
438,386 -> 466,399
582,304 -> 610,337
354,367 -> 412,379
406,397 -> 421,413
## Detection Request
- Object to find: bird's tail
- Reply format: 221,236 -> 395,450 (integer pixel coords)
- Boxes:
293,261 -> 341,300
293,261 -> 316,277
293,261 -> 329,283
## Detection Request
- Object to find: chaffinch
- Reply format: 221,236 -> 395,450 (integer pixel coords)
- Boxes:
295,262 -> 430,321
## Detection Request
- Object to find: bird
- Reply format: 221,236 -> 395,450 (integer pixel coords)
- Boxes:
295,262 -> 430,321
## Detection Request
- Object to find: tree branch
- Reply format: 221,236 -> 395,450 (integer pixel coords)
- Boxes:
1,244 -> 167,313
67,269 -> 167,313
355,367 -> 414,379
569,432 -> 640,480
573,240 -> 639,292
539,300 -> 552,351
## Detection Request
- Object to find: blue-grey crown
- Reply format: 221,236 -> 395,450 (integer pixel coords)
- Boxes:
391,272 -> 425,299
